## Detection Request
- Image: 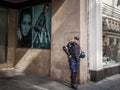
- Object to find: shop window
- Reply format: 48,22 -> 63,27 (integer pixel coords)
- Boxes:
102,17 -> 120,66
0,8 -> 8,63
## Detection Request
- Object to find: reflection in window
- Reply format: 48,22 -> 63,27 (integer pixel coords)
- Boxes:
103,36 -> 120,66
102,17 -> 120,66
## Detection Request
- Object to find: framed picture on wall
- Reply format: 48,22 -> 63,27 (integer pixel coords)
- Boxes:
17,3 -> 51,49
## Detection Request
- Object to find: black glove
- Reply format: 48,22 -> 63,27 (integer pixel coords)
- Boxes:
63,46 -> 70,56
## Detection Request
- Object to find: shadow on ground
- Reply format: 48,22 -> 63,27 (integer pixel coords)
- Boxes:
0,68 -> 72,90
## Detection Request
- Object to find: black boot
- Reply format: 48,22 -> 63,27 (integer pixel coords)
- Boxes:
71,84 -> 77,90
70,72 -> 78,90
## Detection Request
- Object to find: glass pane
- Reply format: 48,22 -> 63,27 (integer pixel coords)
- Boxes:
0,8 -> 7,63
102,17 -> 120,66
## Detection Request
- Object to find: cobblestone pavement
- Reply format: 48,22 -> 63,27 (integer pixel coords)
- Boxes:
0,68 -> 120,90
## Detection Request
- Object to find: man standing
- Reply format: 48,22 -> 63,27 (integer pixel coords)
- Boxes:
63,36 -> 81,90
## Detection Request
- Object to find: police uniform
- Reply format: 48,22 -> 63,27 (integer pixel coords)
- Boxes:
64,37 -> 80,90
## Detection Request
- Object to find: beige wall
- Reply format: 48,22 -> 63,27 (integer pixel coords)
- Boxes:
79,0 -> 88,84
51,0 -> 80,82
51,0 -> 88,84
15,49 -> 50,76
7,9 -> 17,67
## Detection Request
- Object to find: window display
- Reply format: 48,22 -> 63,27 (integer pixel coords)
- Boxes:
103,17 -> 120,66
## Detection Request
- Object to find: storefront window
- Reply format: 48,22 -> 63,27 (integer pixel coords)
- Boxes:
0,8 -> 8,63
102,17 -> 120,66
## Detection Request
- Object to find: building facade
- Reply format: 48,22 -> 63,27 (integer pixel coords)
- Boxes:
89,0 -> 120,81
0,0 -> 119,84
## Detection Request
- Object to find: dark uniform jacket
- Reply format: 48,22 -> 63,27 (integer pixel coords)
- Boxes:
67,42 -> 80,61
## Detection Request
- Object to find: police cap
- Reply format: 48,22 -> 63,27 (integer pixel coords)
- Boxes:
74,36 -> 79,40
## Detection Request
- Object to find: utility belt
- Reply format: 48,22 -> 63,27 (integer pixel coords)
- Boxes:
70,55 -> 80,61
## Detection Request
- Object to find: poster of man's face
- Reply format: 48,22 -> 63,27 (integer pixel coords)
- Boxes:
17,3 -> 51,49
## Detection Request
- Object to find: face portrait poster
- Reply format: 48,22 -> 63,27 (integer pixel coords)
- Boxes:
17,3 -> 51,49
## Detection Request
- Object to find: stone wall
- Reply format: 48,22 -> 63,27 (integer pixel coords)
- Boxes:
15,49 -> 50,76
51,0 -> 80,82
7,9 -> 17,68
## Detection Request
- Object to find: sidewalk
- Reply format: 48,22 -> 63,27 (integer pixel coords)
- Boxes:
78,74 -> 120,90
0,68 -> 120,90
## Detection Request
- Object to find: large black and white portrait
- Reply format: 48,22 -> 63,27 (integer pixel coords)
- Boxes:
17,8 -> 32,48
17,3 -> 51,49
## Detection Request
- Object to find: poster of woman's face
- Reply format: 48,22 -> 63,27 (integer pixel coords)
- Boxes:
17,3 -> 51,49
17,7 -> 32,48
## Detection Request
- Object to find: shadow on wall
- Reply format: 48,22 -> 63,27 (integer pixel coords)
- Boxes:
14,48 -> 28,65
51,0 -> 72,82
15,49 -> 50,76
52,0 -> 65,16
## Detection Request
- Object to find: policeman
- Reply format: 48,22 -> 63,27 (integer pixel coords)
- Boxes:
63,36 -> 81,90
